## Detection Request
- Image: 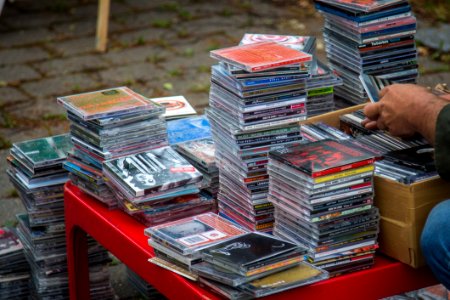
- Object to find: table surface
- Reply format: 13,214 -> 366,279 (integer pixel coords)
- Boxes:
64,181 -> 438,300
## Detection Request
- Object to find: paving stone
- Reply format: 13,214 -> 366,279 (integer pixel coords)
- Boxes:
122,0 -> 163,10
6,97 -> 71,125
0,28 -> 56,47
102,45 -> 161,65
52,19 -> 97,38
97,62 -> 158,85
0,87 -> 29,105
0,47 -> 50,66
2,12 -> 68,30
69,3 -> 99,19
21,73 -> 100,98
111,27 -> 169,46
47,36 -> 96,56
0,64 -> 41,83
112,11 -> 176,31
33,54 -> 109,76
419,56 -> 450,74
417,22 -> 450,52
0,197 -> 25,225
417,73 -> 450,89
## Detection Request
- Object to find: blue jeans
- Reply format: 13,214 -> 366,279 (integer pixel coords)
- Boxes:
420,199 -> 450,290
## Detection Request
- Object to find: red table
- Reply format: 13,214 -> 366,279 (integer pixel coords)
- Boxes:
64,181 -> 438,300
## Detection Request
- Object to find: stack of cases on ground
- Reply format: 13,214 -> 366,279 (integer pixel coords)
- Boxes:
0,227 -> 30,299
103,146 -> 214,226
268,139 -> 380,277
315,0 -> 418,104
6,134 -> 114,299
57,86 -> 168,209
207,35 -> 340,232
126,267 -> 167,300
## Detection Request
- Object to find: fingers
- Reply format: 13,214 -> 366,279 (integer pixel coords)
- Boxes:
379,85 -> 390,98
363,120 -> 378,130
363,103 -> 381,120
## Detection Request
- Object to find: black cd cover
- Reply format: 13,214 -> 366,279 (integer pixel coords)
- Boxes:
201,232 -> 304,270
104,146 -> 203,197
383,144 -> 436,172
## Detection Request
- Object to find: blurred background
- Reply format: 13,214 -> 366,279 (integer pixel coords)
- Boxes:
0,0 -> 449,298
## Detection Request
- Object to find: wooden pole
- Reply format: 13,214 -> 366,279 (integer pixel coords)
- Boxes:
96,0 -> 110,52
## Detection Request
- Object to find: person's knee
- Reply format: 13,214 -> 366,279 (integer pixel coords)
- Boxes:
421,199 -> 450,260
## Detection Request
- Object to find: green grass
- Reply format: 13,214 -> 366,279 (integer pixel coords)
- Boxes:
0,109 -> 16,128
6,189 -> 18,198
206,42 -> 222,52
163,82 -> 174,91
178,9 -> 193,20
152,19 -> 172,29
182,48 -> 194,57
146,54 -> 166,64
168,68 -> 185,77
42,113 -> 67,121
219,8 -> 233,17
47,0 -> 70,13
158,2 -> 180,12
197,65 -> 210,73
0,135 -> 12,149
177,28 -> 191,39
189,82 -> 210,93
135,36 -> 146,46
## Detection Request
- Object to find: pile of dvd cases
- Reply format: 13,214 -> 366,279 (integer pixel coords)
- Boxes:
6,134 -> 114,299
0,227 -> 30,299
315,0 -> 419,104
207,34 -> 341,233
58,86 -> 168,209
268,139 -> 380,277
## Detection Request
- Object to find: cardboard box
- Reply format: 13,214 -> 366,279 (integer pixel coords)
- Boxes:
301,104 -> 450,268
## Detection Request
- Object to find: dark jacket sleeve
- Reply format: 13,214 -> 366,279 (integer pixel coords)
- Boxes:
435,104 -> 450,181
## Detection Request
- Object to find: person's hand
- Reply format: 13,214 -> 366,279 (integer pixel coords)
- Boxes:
362,83 -> 449,145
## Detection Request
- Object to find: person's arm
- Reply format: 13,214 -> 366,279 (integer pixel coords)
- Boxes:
362,83 -> 450,180
434,104 -> 450,180
362,84 -> 449,145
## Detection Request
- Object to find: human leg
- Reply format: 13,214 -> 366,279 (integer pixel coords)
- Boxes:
421,199 -> 450,290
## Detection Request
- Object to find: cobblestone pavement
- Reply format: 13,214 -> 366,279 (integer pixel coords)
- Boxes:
0,0 -> 449,298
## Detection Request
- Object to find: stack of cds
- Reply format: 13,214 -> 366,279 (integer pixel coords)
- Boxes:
268,139 -> 380,277
57,86 -> 168,208
192,232 -> 328,298
6,134 -> 114,299
126,267 -> 166,300
0,227 -> 30,299
6,134 -> 72,227
103,146 -> 214,226
145,213 -> 327,298
315,0 -> 418,104
207,40 -> 314,233
306,63 -> 342,116
145,213 -> 248,276
174,138 -> 219,198
239,34 -> 342,116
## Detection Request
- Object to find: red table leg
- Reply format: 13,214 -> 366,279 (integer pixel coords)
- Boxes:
66,200 -> 91,299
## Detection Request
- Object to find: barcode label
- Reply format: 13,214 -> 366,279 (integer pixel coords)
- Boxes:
179,234 -> 209,246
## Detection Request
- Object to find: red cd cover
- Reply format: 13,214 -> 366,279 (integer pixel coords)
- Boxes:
210,41 -> 312,72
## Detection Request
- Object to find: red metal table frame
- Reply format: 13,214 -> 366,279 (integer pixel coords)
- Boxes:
64,181 -> 438,300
